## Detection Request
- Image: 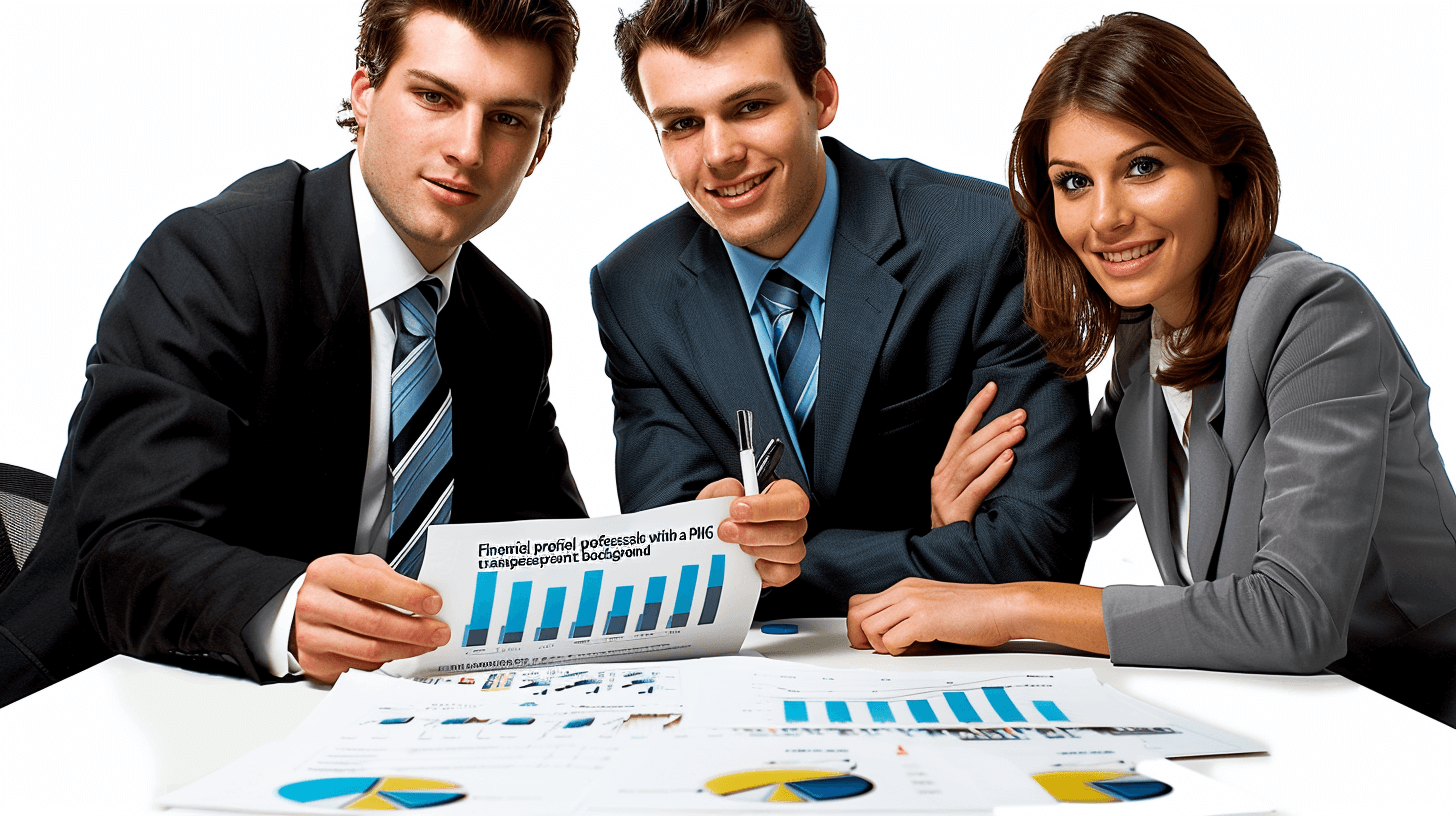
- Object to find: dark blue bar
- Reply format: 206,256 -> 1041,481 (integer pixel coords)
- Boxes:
604,585 -> 633,635
498,580 -> 532,644
784,701 -> 809,723
825,701 -> 852,723
907,699 -> 938,723
670,564 -> 699,628
463,571 -> 498,647
571,570 -> 603,639
636,576 -> 667,631
867,701 -> 895,723
1033,700 -> 1069,722
983,687 -> 1025,722
535,586 -> 567,641
697,555 -> 726,625
944,691 -> 981,723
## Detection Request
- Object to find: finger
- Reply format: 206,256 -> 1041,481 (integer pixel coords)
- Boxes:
951,424 -> 1025,488
696,477 -> 745,501
297,585 -> 451,648
952,449 -> 1017,518
296,622 -> 440,672
755,560 -> 800,588
307,554 -> 443,616
936,382 -> 998,471
845,589 -> 905,649
735,538 -> 806,567
719,517 -> 809,546
728,479 -> 809,523
859,603 -> 915,654
881,617 -> 932,656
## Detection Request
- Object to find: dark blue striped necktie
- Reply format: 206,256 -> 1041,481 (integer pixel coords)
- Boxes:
758,266 -> 819,476
387,277 -> 453,579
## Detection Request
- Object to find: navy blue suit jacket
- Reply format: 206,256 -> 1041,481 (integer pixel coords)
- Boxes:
0,154 -> 585,704
591,139 -> 1090,617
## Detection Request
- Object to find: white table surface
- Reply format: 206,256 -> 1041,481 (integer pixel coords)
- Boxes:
2,618 -> 1452,815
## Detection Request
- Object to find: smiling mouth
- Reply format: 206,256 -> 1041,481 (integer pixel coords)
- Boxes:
428,178 -> 476,196
708,171 -> 769,198
1100,240 -> 1163,262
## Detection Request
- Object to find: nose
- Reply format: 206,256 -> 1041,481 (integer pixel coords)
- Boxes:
444,114 -> 485,168
701,118 -> 745,171
1090,183 -> 1131,236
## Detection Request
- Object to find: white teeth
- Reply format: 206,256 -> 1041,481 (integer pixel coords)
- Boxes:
712,175 -> 763,197
1101,241 -> 1160,262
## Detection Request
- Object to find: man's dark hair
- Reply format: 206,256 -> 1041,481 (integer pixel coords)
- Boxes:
614,0 -> 825,114
337,0 -> 580,139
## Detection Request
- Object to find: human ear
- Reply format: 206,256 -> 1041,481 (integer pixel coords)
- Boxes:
349,68 -> 374,135
813,68 -> 839,130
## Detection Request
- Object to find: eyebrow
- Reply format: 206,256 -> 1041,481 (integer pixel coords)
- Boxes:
406,68 -> 546,111
1048,140 -> 1163,170
648,80 -> 786,123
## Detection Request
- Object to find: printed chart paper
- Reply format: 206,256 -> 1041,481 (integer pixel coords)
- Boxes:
386,498 -> 757,676
682,657 -> 1175,729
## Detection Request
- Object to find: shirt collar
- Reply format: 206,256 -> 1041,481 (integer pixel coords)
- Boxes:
724,154 -> 839,310
350,152 -> 458,312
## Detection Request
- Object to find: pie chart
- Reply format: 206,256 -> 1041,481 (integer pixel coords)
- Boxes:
704,768 -> 874,802
278,777 -> 466,810
1032,771 -> 1172,803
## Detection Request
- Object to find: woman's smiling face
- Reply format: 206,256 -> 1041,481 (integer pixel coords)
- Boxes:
1046,109 -> 1230,329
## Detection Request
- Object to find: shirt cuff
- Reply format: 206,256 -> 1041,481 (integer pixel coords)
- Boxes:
242,574 -> 307,678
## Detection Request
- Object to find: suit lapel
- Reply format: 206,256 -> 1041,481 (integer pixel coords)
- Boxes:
677,224 -> 806,487
1187,376 -> 1231,581
1115,330 -> 1183,585
812,140 -> 906,499
294,154 -> 372,552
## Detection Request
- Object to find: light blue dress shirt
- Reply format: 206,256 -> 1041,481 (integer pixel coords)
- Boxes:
722,156 -> 839,479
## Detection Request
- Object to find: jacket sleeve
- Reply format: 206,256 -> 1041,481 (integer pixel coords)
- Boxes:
69,206 -> 307,682
1104,262 -> 1401,673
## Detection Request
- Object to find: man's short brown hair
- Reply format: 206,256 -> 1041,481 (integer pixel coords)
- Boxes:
614,0 -> 826,114
338,0 -> 579,138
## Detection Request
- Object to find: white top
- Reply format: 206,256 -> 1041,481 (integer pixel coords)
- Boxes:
1149,314 -> 1194,584
241,154 -> 460,676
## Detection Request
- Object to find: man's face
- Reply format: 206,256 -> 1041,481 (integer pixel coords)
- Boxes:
351,10 -> 555,271
637,22 -> 838,260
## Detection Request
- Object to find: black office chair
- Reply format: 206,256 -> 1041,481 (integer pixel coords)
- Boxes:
0,463 -> 55,593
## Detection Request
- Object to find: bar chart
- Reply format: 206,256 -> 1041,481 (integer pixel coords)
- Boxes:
459,554 -> 729,648
779,686 -> 1071,726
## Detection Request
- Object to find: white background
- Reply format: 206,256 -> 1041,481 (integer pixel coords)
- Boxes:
2,1 -> 1451,586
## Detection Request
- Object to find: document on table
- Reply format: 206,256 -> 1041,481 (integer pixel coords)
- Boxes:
385,497 -> 757,677
680,656 -> 1176,729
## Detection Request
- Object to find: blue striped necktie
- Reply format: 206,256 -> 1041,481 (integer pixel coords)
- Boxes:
387,277 -> 453,579
758,266 -> 819,476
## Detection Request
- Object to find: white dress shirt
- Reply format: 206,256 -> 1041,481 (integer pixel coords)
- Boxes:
241,154 -> 458,676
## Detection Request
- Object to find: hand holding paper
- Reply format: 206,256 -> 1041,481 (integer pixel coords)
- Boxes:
291,553 -> 450,683
697,478 -> 809,588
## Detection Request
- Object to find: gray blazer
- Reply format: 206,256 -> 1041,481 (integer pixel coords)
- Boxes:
1097,237 -> 1456,673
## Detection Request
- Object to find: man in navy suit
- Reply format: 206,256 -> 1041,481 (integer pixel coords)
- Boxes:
0,0 -> 592,705
592,0 -> 1091,618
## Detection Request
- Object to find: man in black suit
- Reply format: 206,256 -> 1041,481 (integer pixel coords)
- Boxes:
0,0 -> 589,704
592,0 -> 1091,618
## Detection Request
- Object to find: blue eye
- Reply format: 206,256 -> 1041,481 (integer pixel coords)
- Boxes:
1129,156 -> 1162,176
1054,171 -> 1090,193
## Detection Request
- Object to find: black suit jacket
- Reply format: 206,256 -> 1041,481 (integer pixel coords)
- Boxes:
590,139 -> 1089,618
0,154 -> 584,704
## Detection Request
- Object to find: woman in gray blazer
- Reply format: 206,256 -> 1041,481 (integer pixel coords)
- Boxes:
846,12 -> 1456,725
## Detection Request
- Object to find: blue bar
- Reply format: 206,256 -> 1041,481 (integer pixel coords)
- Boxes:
825,701 -> 852,723
636,576 -> 667,631
944,691 -> 981,723
907,699 -> 938,723
604,585 -> 633,635
698,555 -> 726,625
983,687 -> 1025,722
670,564 -> 699,628
867,701 -> 895,723
571,570 -> 603,639
1033,700 -> 1069,722
498,580 -> 532,644
535,586 -> 567,641
784,701 -> 809,723
463,571 -> 498,647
